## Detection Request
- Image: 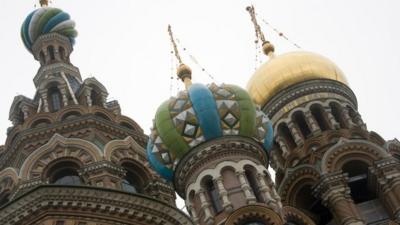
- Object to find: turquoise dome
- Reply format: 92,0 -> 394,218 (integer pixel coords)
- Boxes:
146,83 -> 273,181
21,7 -> 77,52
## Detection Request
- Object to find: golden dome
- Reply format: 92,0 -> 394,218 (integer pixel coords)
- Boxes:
247,51 -> 348,107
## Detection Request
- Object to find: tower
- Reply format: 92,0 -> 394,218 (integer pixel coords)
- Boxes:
0,2 -> 192,225
146,26 -> 283,225
246,6 -> 400,225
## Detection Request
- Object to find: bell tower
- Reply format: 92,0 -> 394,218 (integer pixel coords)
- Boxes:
246,6 -> 400,225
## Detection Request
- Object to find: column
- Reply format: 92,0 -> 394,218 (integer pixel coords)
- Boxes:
21,105 -> 30,120
85,88 -> 93,107
237,170 -> 256,204
186,200 -> 200,225
58,85 -> 69,106
287,121 -> 304,146
314,172 -> 364,225
325,108 -> 340,129
257,173 -> 280,210
371,158 -> 400,222
215,176 -> 233,212
39,90 -> 49,112
341,108 -> 354,129
198,189 -> 214,225
305,111 -> 321,134
276,137 -> 289,158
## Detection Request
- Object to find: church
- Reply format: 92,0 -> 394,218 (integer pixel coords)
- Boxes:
0,1 -> 399,225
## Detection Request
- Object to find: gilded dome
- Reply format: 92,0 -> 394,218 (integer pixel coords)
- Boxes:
146,83 -> 273,181
247,51 -> 348,107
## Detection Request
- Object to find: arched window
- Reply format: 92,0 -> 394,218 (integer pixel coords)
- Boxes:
59,47 -> 65,61
310,105 -> 330,131
292,111 -> 311,138
91,90 -> 103,106
48,87 -> 62,112
295,184 -> 333,225
121,170 -> 139,193
342,161 -> 376,203
244,166 -> 263,203
94,112 -> 111,121
47,45 -> 55,61
278,123 -> 296,149
121,162 -> 147,194
203,177 -> 222,214
31,118 -> 51,128
346,106 -> 359,124
48,161 -> 83,185
330,102 -> 345,128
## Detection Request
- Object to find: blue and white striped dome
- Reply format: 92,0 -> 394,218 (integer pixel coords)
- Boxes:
21,7 -> 77,52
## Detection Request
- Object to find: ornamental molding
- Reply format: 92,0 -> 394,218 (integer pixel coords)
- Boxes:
263,79 -> 357,119
0,185 -> 193,225
277,164 -> 320,203
283,205 -> 316,225
320,138 -> 390,174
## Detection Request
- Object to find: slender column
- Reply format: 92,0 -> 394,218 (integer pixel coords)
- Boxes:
21,105 -> 30,119
39,90 -> 49,112
58,85 -> 69,106
276,137 -> 289,158
237,170 -> 256,204
371,158 -> 400,222
314,172 -> 364,225
101,93 -> 108,108
305,111 -> 321,134
325,108 -> 340,129
186,201 -> 200,225
341,108 -> 354,128
85,88 -> 93,107
287,121 -> 304,145
257,173 -> 280,210
353,113 -> 367,130
215,176 -> 233,212
198,189 -> 214,225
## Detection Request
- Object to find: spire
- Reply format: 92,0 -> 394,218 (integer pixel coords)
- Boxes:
167,25 -> 192,89
39,0 -> 49,7
246,5 -> 275,58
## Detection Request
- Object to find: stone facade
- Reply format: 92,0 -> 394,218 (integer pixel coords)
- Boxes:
0,32 -> 192,225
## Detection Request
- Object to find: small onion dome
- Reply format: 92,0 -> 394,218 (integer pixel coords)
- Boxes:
21,7 -> 77,52
146,83 -> 273,181
247,51 -> 348,107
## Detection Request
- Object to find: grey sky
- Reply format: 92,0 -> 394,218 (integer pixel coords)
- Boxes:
0,0 -> 399,155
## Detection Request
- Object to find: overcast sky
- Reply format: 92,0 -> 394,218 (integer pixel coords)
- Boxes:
1,0 -> 400,210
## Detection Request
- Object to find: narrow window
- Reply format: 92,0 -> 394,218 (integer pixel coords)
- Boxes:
204,178 -> 222,214
293,111 -> 311,137
245,168 -> 263,203
310,105 -> 329,131
47,45 -> 55,61
48,87 -> 62,112
278,123 -> 296,149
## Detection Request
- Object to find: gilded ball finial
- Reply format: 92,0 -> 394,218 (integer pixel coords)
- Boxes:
177,64 -> 192,81
39,0 -> 49,7
262,41 -> 275,56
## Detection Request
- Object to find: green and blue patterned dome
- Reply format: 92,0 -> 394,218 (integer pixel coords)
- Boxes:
146,83 -> 273,181
21,7 -> 77,52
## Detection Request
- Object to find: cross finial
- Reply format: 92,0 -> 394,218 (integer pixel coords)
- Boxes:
167,25 -> 192,89
246,5 -> 275,57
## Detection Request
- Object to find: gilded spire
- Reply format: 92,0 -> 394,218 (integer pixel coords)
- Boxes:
246,5 -> 275,57
39,0 -> 49,7
168,25 -> 192,89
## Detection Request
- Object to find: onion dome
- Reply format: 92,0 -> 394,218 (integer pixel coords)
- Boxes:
21,7 -> 77,52
247,51 -> 348,107
146,83 -> 273,181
